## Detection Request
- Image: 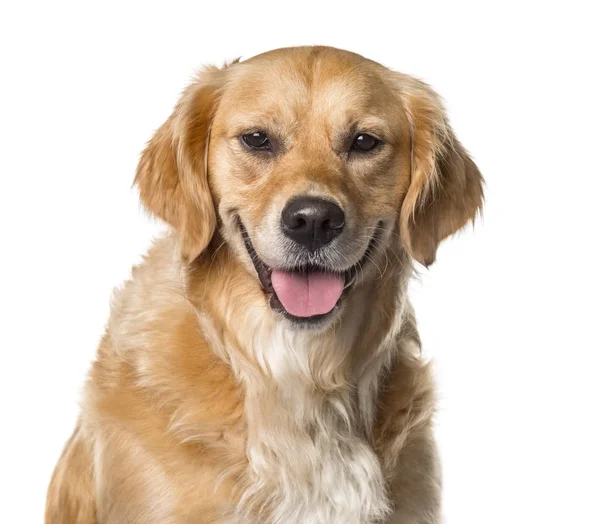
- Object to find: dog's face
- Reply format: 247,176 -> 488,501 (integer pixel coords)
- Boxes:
136,47 -> 483,330
209,50 -> 408,327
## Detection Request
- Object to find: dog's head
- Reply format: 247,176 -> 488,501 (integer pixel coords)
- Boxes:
135,47 -> 483,329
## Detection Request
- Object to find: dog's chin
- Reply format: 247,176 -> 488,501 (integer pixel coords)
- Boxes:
239,221 -> 380,330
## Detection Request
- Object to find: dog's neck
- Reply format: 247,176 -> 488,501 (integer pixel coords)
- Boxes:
192,241 -> 412,394
190,243 -> 414,522
189,240 -> 417,439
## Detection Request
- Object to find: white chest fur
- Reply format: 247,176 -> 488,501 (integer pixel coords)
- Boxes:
241,409 -> 390,524
230,324 -> 392,524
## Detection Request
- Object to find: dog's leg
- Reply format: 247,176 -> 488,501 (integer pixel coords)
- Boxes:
387,430 -> 441,524
46,424 -> 97,524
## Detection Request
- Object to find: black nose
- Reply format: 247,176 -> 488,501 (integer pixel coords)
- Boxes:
281,197 -> 345,251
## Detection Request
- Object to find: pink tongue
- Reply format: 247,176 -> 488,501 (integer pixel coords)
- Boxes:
271,270 -> 344,317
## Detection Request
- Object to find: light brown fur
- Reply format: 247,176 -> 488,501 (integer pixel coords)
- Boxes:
46,46 -> 483,523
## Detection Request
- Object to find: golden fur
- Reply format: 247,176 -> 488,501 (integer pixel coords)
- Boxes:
46,46 -> 483,523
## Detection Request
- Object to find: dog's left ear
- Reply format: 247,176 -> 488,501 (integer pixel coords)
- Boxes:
397,75 -> 484,267
135,66 -> 227,263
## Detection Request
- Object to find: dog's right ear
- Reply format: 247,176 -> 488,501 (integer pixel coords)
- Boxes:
135,66 -> 226,263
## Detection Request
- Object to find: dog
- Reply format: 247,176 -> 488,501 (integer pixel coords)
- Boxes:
46,46 -> 483,523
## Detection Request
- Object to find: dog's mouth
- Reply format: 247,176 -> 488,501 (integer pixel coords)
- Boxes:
239,220 -> 380,324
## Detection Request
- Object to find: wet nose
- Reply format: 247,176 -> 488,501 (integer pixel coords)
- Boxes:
281,197 -> 345,251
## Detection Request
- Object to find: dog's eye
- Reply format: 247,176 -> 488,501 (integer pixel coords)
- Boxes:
352,133 -> 380,152
242,132 -> 271,150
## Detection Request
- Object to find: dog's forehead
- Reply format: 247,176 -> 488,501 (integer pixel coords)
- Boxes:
218,48 -> 395,127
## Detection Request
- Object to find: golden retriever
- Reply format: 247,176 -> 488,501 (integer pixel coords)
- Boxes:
46,46 -> 483,523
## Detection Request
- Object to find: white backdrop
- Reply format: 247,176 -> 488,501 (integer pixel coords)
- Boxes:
1,1 -> 599,522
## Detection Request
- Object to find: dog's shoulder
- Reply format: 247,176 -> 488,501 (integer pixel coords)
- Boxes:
80,234 -> 246,519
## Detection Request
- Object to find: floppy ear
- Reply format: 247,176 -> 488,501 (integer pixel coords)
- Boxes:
397,75 -> 484,267
135,66 -> 225,263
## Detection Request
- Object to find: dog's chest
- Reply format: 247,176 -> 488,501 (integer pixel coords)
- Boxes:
219,320 -> 394,522
235,397 -> 390,523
